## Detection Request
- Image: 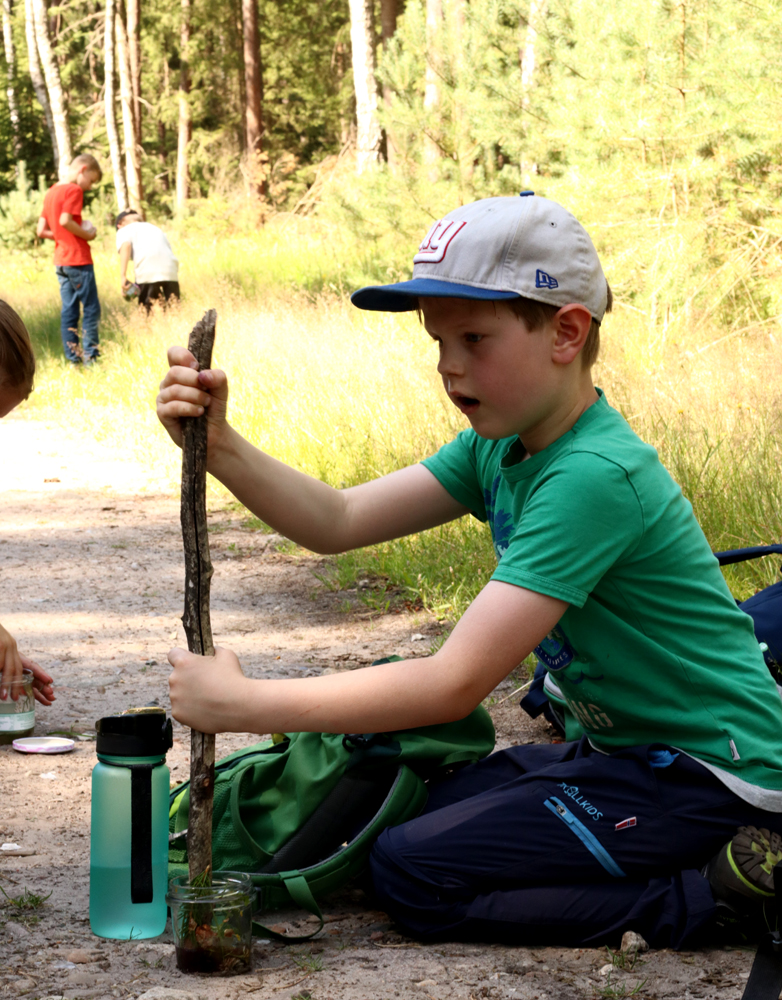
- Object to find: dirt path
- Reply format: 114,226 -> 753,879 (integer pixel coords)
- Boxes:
0,415 -> 754,1000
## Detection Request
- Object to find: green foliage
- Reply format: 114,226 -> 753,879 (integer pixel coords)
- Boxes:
0,162 -> 46,249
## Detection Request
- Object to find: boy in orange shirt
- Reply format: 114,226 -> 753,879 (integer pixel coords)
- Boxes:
37,155 -> 102,365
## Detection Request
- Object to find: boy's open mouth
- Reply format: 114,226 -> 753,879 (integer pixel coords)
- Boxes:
452,393 -> 480,414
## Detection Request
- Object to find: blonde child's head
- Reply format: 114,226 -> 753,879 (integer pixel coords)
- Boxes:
0,300 -> 35,417
68,153 -> 102,190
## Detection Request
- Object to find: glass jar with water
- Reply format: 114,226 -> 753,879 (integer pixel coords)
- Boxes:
0,668 -> 35,745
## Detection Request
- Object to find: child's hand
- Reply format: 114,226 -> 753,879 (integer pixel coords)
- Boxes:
25,658 -> 55,706
0,626 -> 53,704
168,645 -> 249,733
0,622 -> 23,701
156,346 -> 230,452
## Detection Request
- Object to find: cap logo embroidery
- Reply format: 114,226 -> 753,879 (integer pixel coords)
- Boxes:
413,220 -> 467,264
536,269 -> 559,289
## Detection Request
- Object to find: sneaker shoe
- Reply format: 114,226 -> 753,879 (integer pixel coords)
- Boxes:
706,826 -> 782,908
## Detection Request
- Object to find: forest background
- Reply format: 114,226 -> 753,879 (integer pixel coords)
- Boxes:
0,0 -> 780,620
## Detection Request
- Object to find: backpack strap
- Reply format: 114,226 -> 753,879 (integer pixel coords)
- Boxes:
741,863 -> 782,1000
229,760 -> 275,865
251,871 -> 324,942
714,545 -> 782,566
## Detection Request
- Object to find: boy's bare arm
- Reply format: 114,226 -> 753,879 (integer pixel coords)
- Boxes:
119,241 -> 133,287
157,347 -> 469,552
36,216 -> 54,240
168,582 -> 567,735
58,212 -> 96,241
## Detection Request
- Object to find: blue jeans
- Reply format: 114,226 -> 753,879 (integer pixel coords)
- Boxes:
370,738 -> 782,948
55,265 -> 101,362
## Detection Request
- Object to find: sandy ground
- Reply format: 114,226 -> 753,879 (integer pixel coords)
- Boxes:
0,415 -> 757,1000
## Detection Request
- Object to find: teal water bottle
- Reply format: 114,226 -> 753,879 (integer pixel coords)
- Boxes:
90,711 -> 173,939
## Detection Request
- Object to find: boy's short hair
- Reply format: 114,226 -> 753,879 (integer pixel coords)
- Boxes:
115,208 -> 141,228
0,300 -> 35,397
71,153 -> 102,180
507,283 -> 613,369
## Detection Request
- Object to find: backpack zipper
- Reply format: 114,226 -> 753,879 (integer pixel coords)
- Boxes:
544,795 -> 626,877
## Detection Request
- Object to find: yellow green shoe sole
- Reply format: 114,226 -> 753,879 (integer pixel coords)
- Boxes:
726,826 -> 782,898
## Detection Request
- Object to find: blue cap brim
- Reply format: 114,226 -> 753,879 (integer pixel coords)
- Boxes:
350,278 -> 520,312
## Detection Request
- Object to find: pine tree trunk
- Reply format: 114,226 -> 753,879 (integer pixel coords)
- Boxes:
158,118 -> 169,191
116,6 -> 142,209
104,0 -> 128,210
158,56 -> 170,191
176,0 -> 190,215
30,0 -> 71,179
379,0 -> 396,171
519,0 -> 547,183
423,0 -> 442,180
451,0 -> 472,193
241,0 -> 264,196
2,0 -> 21,157
348,0 -> 381,173
126,0 -> 141,146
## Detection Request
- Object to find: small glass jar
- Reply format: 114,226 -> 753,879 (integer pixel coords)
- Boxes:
168,871 -> 253,974
0,669 -> 35,746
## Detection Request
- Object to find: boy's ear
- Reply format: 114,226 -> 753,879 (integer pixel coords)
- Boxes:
551,304 -> 592,365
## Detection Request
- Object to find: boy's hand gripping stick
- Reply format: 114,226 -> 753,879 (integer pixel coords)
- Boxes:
180,309 -> 217,881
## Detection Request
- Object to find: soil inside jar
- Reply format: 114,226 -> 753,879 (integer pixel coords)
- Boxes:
175,941 -> 251,975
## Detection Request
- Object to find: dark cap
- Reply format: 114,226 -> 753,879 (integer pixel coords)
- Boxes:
96,712 -> 173,757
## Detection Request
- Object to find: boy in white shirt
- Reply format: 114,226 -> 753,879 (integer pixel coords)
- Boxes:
115,210 -> 180,312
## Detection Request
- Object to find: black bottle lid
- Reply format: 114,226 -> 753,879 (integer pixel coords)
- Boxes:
96,711 -> 173,757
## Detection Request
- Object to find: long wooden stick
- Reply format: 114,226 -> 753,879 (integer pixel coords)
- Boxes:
180,308 -> 217,881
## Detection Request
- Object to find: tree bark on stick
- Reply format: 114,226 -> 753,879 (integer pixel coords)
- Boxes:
180,309 -> 217,881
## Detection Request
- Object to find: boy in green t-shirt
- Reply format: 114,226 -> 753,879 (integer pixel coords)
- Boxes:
156,194 -> 782,948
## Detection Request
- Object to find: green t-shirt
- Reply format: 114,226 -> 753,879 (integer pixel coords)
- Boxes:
422,391 -> 782,800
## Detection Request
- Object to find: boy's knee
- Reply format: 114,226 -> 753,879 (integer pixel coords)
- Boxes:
370,833 -> 469,939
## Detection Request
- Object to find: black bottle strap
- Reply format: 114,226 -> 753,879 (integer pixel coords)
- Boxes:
105,761 -> 158,905
129,766 -> 154,904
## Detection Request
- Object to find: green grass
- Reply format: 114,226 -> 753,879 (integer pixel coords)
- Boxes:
0,884 -> 52,926
593,975 -> 648,1000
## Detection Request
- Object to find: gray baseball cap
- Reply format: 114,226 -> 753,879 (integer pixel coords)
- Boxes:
350,192 -> 608,321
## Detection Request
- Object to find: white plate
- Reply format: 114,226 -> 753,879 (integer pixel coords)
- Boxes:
12,737 -> 75,754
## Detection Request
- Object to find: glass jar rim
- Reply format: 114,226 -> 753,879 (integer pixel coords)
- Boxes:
167,870 -> 254,905
9,669 -> 33,688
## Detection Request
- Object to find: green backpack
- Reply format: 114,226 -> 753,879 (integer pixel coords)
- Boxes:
168,704 -> 495,939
